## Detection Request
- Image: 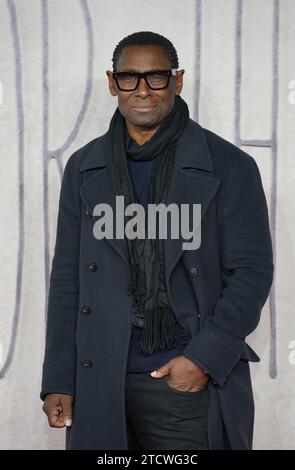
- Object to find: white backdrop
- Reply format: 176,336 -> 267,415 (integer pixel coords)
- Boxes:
0,0 -> 294,450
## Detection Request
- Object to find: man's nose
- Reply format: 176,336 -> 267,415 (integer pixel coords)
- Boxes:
136,77 -> 151,96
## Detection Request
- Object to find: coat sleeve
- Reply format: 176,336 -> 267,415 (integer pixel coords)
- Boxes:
40,155 -> 81,400
182,154 -> 274,387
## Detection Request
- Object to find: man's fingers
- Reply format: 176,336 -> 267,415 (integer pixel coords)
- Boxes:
47,407 -> 65,427
150,364 -> 172,378
49,415 -> 65,428
60,396 -> 73,427
42,394 -> 74,428
62,416 -> 72,427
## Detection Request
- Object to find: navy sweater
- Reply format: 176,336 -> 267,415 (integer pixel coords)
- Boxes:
125,133 -> 191,373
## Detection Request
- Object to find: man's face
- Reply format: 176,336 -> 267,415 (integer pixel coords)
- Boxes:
106,45 -> 184,129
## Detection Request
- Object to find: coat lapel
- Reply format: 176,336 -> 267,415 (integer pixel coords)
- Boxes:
78,119 -> 221,277
163,119 -> 221,283
78,133 -> 129,263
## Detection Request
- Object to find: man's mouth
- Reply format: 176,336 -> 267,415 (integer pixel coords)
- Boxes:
131,105 -> 157,111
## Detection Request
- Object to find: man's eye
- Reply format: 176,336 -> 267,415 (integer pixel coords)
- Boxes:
149,73 -> 167,82
150,74 -> 162,80
121,74 -> 135,82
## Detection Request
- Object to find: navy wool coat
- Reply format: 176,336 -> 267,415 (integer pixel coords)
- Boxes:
41,118 -> 274,450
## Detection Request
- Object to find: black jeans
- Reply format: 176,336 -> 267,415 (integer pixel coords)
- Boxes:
125,371 -> 209,450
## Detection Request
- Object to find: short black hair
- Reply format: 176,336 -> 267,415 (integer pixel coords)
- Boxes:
112,31 -> 179,72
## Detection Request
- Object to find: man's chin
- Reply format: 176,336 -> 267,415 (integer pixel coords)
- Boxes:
128,114 -> 161,128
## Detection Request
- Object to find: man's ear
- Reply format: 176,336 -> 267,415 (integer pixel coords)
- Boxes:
175,69 -> 185,96
106,70 -> 118,97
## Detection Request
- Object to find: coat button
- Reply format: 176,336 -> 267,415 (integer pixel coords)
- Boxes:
88,262 -> 97,272
81,305 -> 91,315
85,208 -> 90,216
188,266 -> 199,278
81,360 -> 92,368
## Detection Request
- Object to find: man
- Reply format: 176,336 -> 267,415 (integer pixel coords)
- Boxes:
41,31 -> 274,450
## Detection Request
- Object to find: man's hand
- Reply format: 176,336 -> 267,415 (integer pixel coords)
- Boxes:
150,355 -> 209,392
42,393 -> 73,428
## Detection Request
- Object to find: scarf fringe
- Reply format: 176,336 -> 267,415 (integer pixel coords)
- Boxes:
140,305 -> 178,354
128,263 -> 138,294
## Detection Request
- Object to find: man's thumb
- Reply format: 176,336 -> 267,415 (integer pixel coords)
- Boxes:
150,364 -> 171,378
61,397 -> 73,426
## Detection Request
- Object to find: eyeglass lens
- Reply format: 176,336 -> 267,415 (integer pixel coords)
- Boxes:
116,71 -> 169,90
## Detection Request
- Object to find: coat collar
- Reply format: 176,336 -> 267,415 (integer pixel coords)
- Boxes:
78,118 -> 220,283
78,118 -> 214,173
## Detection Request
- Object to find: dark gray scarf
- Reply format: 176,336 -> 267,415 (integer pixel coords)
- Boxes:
106,95 -> 189,353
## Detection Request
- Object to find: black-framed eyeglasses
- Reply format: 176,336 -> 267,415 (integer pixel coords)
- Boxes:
112,68 -> 178,91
